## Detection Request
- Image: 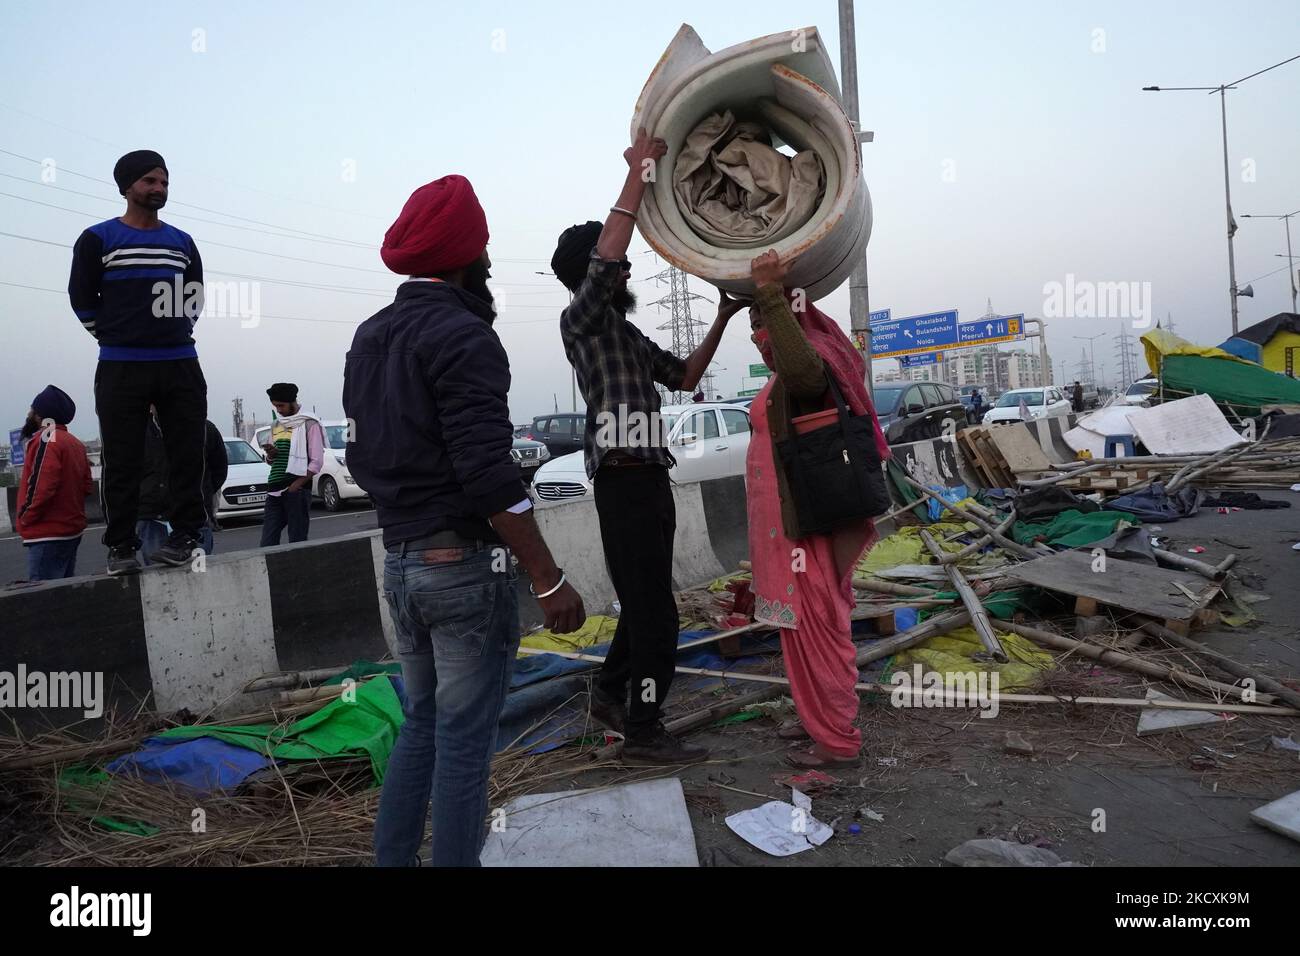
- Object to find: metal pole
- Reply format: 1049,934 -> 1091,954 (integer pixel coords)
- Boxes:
1220,86 -> 1240,335
1286,214 -> 1297,314
838,0 -> 873,402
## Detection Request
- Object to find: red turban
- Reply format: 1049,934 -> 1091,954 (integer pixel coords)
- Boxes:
380,175 -> 489,275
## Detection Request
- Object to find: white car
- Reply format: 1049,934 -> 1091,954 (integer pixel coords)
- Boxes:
1117,377 -> 1158,406
982,386 -> 1073,425
532,402 -> 752,507
253,420 -> 368,512
216,437 -> 272,518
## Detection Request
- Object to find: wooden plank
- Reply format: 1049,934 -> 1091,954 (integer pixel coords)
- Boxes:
985,424 -> 1052,474
972,430 -> 1014,487
957,430 -> 996,485
1006,550 -> 1214,623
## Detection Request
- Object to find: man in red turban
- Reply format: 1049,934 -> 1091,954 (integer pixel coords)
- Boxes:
347,174 -> 584,867
381,174 -> 491,285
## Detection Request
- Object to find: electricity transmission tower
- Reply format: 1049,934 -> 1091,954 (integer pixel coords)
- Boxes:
1114,322 -> 1139,386
648,265 -> 708,404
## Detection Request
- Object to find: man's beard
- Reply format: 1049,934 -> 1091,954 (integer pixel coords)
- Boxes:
615,286 -> 637,314
20,413 -> 41,439
463,259 -> 496,319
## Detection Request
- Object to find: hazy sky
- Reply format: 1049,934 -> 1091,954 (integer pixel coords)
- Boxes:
2,1 -> 1297,440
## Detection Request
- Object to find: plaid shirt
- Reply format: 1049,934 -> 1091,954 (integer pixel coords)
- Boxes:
561,255 -> 687,478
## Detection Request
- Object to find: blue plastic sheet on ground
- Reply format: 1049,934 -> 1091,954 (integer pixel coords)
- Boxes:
928,483 -> 970,522
106,737 -> 273,795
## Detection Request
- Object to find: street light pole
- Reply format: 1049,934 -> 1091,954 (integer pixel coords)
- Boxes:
1217,85 -> 1241,335
838,0 -> 875,402
1244,210 -> 1300,313
1143,53 -> 1300,337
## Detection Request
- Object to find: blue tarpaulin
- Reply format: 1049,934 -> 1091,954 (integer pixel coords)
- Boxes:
107,737 -> 272,794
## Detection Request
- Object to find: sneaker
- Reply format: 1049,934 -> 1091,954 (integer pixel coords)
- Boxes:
588,688 -> 627,736
107,546 -> 141,576
622,723 -> 710,765
147,533 -> 199,568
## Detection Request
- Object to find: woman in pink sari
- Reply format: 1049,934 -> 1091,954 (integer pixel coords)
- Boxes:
736,249 -> 891,768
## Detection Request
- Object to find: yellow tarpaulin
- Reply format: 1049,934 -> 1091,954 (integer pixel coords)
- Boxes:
857,520 -> 979,574
519,614 -> 618,656
893,626 -> 1054,692
1141,328 -> 1253,376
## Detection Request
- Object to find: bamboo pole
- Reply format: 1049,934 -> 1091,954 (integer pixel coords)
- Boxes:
515,647 -> 1299,716
999,621 -> 1273,704
920,531 -> 1008,662
1140,621 -> 1300,711
897,472 -> 1043,560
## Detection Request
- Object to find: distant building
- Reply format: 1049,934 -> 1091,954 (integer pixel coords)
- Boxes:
999,349 -> 1044,389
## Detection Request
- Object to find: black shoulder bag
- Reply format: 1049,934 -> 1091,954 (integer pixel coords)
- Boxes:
775,372 -> 891,534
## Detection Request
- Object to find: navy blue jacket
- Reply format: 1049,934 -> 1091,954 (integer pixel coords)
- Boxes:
343,280 -> 524,547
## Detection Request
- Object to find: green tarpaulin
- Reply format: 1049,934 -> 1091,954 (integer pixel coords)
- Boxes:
1012,509 -> 1129,549
1142,329 -> 1300,414
156,675 -> 404,784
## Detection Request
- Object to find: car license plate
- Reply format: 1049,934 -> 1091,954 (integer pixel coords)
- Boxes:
237,494 -> 267,505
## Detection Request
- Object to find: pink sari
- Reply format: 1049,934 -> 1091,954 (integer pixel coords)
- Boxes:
746,298 -> 890,758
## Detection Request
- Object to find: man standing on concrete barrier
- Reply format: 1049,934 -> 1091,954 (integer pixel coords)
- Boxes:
15,386 -> 93,581
345,174 -> 585,867
259,384 -> 324,546
550,128 -> 742,765
68,149 -> 208,574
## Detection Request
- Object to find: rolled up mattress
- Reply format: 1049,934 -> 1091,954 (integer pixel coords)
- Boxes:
631,24 -> 871,301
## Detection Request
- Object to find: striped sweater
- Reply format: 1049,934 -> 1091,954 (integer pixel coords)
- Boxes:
67,217 -> 204,361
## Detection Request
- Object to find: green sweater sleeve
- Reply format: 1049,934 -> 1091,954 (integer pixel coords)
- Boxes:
754,284 -> 825,399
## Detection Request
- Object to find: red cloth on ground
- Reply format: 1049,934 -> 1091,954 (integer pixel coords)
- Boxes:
380,175 -> 489,275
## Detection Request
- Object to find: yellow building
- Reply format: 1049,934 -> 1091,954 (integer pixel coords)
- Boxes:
1220,313 -> 1300,376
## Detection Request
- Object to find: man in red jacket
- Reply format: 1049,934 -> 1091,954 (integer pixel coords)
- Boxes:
15,385 -> 94,581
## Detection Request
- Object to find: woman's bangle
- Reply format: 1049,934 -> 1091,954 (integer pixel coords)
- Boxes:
610,206 -> 637,220
533,571 -> 566,600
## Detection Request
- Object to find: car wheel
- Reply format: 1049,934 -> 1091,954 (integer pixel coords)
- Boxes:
321,476 -> 341,512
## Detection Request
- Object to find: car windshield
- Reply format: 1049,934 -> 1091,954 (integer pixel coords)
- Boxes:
661,413 -> 680,433
873,386 -> 905,410
1126,381 -> 1156,396
224,441 -> 264,465
995,391 -> 1044,407
323,425 -> 349,449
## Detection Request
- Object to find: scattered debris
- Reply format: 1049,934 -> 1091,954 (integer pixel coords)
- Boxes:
1137,690 -> 1231,736
1003,731 -> 1034,755
1250,790 -> 1300,845
945,838 -> 1076,867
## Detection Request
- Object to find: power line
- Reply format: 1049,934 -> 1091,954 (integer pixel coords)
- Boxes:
0,171 -> 376,249
0,146 -> 381,244
0,278 -> 568,326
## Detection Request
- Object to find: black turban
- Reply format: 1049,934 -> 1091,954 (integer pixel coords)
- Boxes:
550,221 -> 603,291
266,383 -> 298,403
113,150 -> 168,194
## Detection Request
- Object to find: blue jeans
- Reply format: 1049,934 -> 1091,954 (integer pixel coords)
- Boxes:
137,519 -> 214,566
25,537 -> 82,581
260,489 -> 311,546
373,543 -> 519,867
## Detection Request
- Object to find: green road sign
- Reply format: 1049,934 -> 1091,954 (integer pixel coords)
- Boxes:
737,387 -> 762,397
749,364 -> 773,378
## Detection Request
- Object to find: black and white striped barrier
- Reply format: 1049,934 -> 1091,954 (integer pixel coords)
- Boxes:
0,476 -> 750,728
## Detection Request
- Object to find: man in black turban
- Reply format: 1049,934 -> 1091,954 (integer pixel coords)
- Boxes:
69,148 -> 209,575
548,129 -> 742,766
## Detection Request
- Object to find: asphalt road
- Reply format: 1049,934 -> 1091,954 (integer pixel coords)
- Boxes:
1,503 -> 379,583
